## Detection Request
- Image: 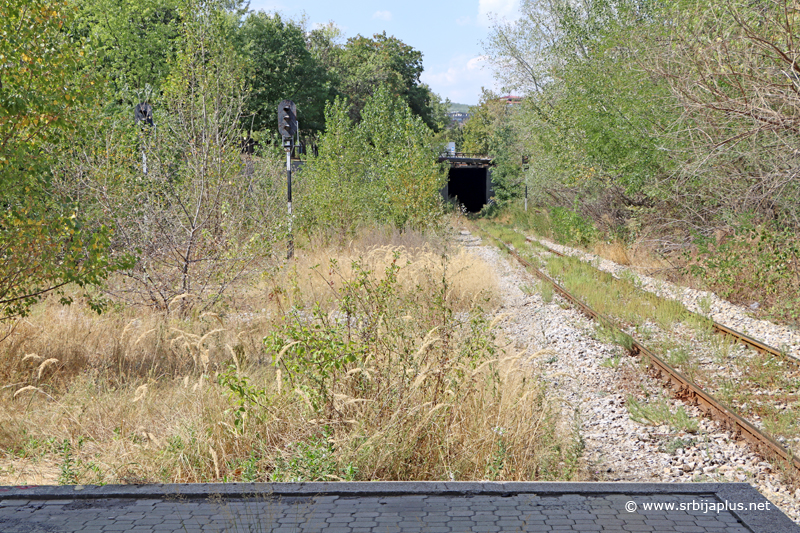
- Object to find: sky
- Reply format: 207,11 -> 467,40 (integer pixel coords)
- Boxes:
247,0 -> 522,106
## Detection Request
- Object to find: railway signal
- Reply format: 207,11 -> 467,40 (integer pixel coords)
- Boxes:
278,100 -> 297,139
278,100 -> 298,260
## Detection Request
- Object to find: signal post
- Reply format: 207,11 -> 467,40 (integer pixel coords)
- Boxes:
278,100 -> 297,259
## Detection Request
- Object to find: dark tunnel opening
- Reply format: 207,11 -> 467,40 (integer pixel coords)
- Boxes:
447,166 -> 490,213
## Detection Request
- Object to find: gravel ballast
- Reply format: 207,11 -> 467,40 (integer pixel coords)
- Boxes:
461,233 -> 800,524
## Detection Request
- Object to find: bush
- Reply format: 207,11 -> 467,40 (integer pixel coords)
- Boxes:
549,207 -> 598,246
297,86 -> 446,241
690,224 -> 800,325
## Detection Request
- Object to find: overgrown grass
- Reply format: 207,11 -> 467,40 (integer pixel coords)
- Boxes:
0,227 -> 583,485
480,217 -> 800,469
625,395 -> 699,434
504,205 -> 800,328
688,225 -> 800,326
545,254 -> 691,332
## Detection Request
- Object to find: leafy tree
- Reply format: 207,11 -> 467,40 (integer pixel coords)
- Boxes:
80,0 -> 283,311
296,97 -> 373,238
298,85 -> 445,239
459,92 -> 526,207
0,0 -> 128,319
461,91 -> 508,155
320,32 -> 448,131
361,86 -> 446,229
239,12 -> 334,133
483,0 -> 673,225
74,0 -> 183,102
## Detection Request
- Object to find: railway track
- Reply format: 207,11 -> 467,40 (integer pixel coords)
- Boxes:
481,230 -> 800,474
524,235 -> 797,365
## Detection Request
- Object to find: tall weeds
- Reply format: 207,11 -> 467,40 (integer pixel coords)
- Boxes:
0,235 -> 582,484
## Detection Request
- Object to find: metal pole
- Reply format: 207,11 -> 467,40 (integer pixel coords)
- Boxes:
287,150 -> 293,260
525,184 -> 528,212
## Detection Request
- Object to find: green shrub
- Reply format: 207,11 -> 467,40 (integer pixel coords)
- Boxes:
691,224 -> 800,325
298,85 -> 446,241
549,207 -> 598,246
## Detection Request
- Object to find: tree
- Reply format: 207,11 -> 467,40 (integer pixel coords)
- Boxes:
0,0 -> 127,319
74,0 -> 183,102
238,12 -> 334,133
361,86 -> 446,229
483,0 -> 673,224
461,91 -> 508,155
325,32 -> 448,131
650,0 -> 800,227
77,0 -> 284,310
298,85 -> 445,239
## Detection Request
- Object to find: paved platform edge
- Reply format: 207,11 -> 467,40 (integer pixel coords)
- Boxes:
0,482 -> 796,533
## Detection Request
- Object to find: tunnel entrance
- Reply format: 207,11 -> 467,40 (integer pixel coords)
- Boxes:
448,167 -> 491,212
438,153 -> 494,213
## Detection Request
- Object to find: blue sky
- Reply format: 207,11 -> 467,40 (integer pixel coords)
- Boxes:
247,0 -> 521,105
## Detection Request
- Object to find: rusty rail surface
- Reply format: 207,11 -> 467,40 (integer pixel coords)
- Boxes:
488,235 -> 800,472
524,236 -> 797,364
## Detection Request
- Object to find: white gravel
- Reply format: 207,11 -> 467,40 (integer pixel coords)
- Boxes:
460,232 -> 800,524
527,235 -> 800,362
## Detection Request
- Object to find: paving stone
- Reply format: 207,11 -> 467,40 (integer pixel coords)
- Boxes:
0,485 -> 794,532
544,518 -> 575,526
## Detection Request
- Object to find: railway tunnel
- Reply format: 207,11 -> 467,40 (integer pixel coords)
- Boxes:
438,153 -> 494,213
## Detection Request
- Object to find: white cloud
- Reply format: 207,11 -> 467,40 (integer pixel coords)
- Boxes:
372,10 -> 392,21
421,55 -> 500,105
478,0 -> 520,26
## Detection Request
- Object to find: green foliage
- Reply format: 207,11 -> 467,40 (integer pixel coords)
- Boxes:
334,32 -> 447,131
272,429 -> 357,482
298,85 -> 445,238
599,354 -> 622,368
660,437 -> 695,455
481,0 -> 676,238
266,304 -> 365,413
548,207 -> 597,246
461,92 -> 504,156
266,256 -> 402,412
238,12 -> 333,133
58,439 -> 79,485
218,369 -> 271,432
626,395 -> 699,434
74,0 -> 183,100
460,92 -> 526,208
303,29 -> 449,132
65,0 -> 283,310
0,0 -> 130,319
691,224 -> 800,325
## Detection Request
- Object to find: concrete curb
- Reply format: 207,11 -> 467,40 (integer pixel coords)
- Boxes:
1,482 -> 796,532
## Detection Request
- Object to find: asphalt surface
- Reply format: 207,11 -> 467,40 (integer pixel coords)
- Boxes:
0,482 -> 797,532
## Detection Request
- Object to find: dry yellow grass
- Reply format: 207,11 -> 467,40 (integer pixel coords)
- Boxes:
0,227 -> 581,485
592,239 -> 677,276
593,241 -> 630,266
290,245 -> 500,311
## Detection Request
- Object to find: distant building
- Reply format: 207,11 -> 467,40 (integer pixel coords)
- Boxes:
497,95 -> 523,106
447,111 -> 472,126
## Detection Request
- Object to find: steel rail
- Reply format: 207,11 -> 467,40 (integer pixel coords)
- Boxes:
487,235 -> 800,472
524,236 -> 797,364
